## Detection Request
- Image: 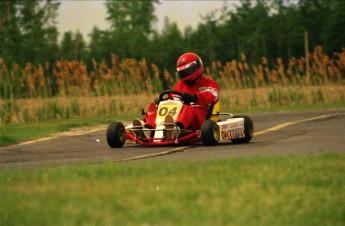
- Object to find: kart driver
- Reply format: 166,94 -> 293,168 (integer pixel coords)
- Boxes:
171,52 -> 220,131
141,52 -> 220,133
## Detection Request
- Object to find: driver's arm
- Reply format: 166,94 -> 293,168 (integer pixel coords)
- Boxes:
173,81 -> 219,105
187,80 -> 219,105
195,86 -> 219,105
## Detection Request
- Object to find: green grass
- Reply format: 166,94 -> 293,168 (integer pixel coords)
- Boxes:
0,115 -> 133,147
0,153 -> 344,226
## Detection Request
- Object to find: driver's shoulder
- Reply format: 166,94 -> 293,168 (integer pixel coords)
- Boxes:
199,77 -> 219,88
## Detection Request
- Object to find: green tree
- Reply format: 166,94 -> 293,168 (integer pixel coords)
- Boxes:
146,17 -> 188,88
0,1 -> 23,65
150,17 -> 184,70
88,26 -> 108,62
0,0 -> 59,66
318,1 -> 345,54
18,0 -> 60,64
227,0 -> 271,62
105,0 -> 156,35
269,0 -> 304,62
104,0 -> 158,59
60,31 -> 73,60
88,25 -> 124,67
60,30 -> 87,61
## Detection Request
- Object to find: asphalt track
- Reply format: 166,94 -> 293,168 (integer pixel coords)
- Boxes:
1,110 -> 344,169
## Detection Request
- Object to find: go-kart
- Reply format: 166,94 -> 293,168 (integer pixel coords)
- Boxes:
106,90 -> 254,148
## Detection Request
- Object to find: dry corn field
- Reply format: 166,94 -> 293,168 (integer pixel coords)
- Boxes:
0,46 -> 344,124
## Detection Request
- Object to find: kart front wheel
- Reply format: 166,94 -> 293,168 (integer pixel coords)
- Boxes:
201,120 -> 219,146
107,122 -> 126,148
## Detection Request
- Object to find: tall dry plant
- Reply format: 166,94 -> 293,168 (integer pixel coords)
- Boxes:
1,45 -> 344,100
0,46 -> 344,124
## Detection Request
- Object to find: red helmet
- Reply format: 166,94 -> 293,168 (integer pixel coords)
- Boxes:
176,53 -> 203,84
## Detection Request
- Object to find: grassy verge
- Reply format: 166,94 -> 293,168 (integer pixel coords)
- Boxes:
0,115 -> 133,147
0,153 -> 344,226
1,85 -> 344,124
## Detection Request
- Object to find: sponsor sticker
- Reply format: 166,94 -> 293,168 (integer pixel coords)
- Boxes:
220,129 -> 245,140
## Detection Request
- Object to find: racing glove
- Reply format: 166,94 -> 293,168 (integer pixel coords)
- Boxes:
181,92 -> 198,105
154,97 -> 160,106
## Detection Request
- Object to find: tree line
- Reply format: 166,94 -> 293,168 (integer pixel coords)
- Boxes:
1,0 -> 344,73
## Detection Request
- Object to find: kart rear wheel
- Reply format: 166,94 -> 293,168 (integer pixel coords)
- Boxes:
201,120 -> 219,146
231,115 -> 254,143
107,122 -> 126,148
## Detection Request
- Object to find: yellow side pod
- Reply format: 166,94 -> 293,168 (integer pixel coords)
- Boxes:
210,101 -> 220,121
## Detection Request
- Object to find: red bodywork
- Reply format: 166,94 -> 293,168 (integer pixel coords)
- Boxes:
124,91 -> 206,146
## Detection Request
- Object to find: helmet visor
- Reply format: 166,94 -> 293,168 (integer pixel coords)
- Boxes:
177,60 -> 201,79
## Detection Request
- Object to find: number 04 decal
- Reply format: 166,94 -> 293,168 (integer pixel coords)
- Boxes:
158,107 -> 178,117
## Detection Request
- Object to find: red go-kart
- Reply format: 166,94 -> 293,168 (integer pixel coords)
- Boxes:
106,90 -> 254,148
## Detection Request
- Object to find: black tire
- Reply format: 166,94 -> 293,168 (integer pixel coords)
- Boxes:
201,120 -> 219,146
107,122 -> 126,148
231,115 -> 254,143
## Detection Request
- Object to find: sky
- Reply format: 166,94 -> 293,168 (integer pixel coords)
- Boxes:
56,1 -> 239,42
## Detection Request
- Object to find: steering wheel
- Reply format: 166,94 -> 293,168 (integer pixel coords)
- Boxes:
158,90 -> 183,102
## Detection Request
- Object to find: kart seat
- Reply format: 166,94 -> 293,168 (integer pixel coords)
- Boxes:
206,101 -> 220,121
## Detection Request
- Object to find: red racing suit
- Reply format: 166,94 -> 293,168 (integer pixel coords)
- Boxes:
173,77 -> 219,131
144,77 -> 219,131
